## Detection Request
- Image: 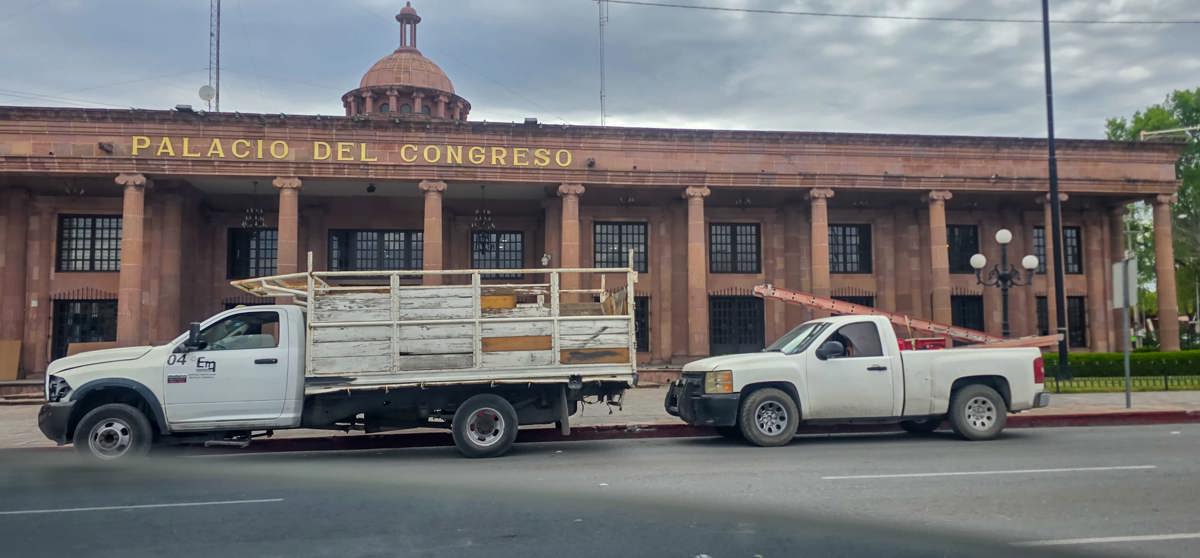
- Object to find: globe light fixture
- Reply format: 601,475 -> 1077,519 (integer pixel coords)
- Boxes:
972,229 -> 1038,338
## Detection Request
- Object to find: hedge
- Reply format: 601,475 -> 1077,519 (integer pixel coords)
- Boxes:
1043,350 -> 1200,377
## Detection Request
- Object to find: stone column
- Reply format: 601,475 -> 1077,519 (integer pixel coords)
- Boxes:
1,188 -> 30,342
683,186 -> 711,357
419,180 -> 447,285
273,177 -> 302,276
413,92 -> 424,114
1085,217 -> 1109,351
927,190 -> 953,325
23,203 -> 53,374
558,183 -> 585,295
436,95 -> 448,118
157,192 -> 184,341
363,92 -> 375,114
1154,194 -> 1180,351
387,89 -> 399,113
115,173 -> 147,346
807,188 -> 834,317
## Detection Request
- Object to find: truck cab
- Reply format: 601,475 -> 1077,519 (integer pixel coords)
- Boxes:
666,315 -> 1048,446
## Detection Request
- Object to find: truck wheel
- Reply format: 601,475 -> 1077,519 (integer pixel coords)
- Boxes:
452,394 -> 518,458
949,385 -> 1007,441
72,403 -> 153,462
737,388 -> 799,447
715,426 -> 743,440
899,418 -> 942,434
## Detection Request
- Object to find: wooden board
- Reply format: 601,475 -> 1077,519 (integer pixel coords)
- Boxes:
559,333 -> 629,350
481,321 -> 552,337
313,290 -> 473,322
395,353 -> 474,371
481,335 -> 553,352
0,340 -> 20,381
311,340 -> 391,358
560,347 -> 631,365
561,302 -> 604,316
311,323 -> 474,343
483,306 -> 550,318
559,319 -> 629,336
480,294 -> 516,310
481,350 -> 555,368
309,353 -> 474,375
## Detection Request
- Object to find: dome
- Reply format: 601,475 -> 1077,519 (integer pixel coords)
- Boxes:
359,50 -> 454,94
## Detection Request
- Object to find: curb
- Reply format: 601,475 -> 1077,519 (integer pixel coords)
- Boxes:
177,409 -> 1200,456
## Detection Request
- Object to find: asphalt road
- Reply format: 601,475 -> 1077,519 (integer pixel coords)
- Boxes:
1,424 -> 1197,558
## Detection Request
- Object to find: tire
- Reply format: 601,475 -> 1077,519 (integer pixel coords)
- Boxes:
452,394 -> 519,458
899,418 -> 942,434
715,426 -> 743,440
949,384 -> 1007,441
72,403 -> 154,462
737,388 -> 799,447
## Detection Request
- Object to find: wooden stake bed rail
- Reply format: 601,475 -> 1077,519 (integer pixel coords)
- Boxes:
752,284 -> 1059,349
230,253 -> 640,388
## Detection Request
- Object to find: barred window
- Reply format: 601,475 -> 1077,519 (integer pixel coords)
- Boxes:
829,224 -> 872,274
1036,296 -> 1049,336
947,225 -> 979,274
56,215 -> 122,272
709,223 -> 761,274
635,296 -> 650,352
593,222 -> 648,272
709,296 -> 765,355
328,230 -> 423,271
1032,226 -> 1047,274
472,231 -> 524,279
1067,296 -> 1087,347
1063,226 -> 1083,274
227,228 -> 278,280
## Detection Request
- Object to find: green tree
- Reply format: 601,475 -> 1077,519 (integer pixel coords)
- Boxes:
1106,88 -> 1200,316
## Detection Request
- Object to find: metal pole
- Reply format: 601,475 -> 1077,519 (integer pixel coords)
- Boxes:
1000,243 -> 1011,338
1041,0 -> 1070,380
1123,257 -> 1132,408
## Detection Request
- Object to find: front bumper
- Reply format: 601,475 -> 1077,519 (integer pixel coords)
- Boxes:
1034,392 -> 1051,408
38,402 -> 75,445
664,378 -> 740,427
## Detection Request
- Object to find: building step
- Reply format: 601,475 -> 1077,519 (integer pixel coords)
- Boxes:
0,379 -> 43,399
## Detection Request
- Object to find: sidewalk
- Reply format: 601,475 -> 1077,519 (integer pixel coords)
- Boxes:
3,387 -> 1198,451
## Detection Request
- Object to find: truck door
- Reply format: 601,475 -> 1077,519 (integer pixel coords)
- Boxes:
804,320 -> 895,419
164,309 -> 288,425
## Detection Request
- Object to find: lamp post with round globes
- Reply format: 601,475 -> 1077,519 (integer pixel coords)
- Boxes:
970,228 -> 1039,338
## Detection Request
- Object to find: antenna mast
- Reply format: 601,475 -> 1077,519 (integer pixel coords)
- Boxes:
597,0 -> 609,126
208,0 -> 222,111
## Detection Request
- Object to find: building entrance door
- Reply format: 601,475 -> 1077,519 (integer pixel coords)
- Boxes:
51,300 -> 118,360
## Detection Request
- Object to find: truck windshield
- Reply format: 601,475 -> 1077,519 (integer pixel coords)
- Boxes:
765,322 -> 830,354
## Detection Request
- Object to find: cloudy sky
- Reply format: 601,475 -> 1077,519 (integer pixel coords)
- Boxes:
1,0 -> 1196,138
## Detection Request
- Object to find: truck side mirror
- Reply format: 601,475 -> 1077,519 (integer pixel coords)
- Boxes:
815,340 -> 845,360
183,322 -> 206,352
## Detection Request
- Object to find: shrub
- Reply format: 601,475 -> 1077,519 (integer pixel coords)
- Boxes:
1043,350 -> 1200,377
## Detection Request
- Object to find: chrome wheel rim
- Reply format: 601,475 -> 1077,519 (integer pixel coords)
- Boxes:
88,418 -> 133,460
965,396 -> 997,431
466,407 -> 505,447
754,400 -> 789,436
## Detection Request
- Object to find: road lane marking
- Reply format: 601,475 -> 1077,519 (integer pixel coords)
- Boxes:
822,464 -> 1156,480
1014,532 -> 1200,547
0,498 -> 284,516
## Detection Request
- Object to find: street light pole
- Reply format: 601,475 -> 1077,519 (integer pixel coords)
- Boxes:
1041,0 -> 1070,380
972,229 -> 1039,338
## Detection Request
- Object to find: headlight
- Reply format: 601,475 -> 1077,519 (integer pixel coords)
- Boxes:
47,375 -> 72,402
704,370 -> 734,394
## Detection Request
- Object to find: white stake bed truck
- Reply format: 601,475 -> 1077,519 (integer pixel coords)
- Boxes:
39,264 -> 638,460
666,315 -> 1050,445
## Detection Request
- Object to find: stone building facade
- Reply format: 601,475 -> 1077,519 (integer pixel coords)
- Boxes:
0,3 -> 1184,378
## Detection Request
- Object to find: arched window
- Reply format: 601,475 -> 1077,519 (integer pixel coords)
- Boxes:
378,103 -> 390,113
421,105 -> 432,115
400,103 -> 412,113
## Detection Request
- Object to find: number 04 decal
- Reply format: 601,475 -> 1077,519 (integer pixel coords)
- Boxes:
167,353 -> 188,366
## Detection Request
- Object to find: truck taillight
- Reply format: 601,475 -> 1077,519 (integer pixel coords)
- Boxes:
1033,357 -> 1045,384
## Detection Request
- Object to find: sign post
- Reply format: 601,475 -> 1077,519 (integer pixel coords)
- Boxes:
1112,256 -> 1138,408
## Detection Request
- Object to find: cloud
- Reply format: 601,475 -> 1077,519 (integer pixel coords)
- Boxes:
0,0 -> 1194,139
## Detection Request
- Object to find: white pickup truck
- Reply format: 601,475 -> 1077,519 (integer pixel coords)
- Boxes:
665,315 -> 1049,445
39,265 -> 638,460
